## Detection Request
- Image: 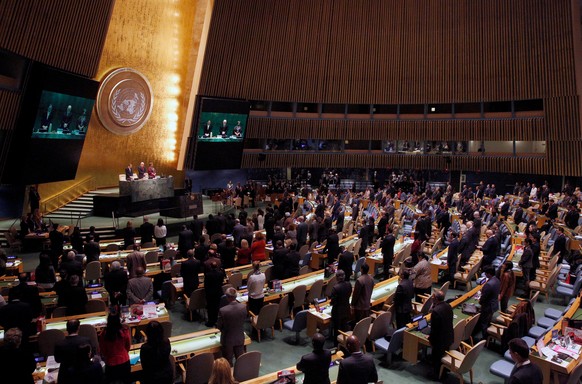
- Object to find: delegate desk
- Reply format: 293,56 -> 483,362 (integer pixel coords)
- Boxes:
98,247 -> 159,265
530,297 -> 582,384
119,176 -> 174,202
306,275 -> 400,337
403,284 -> 482,364
506,244 -> 524,277
309,234 -> 359,270
237,270 -> 327,304
429,248 -> 449,283
40,287 -> 109,309
365,238 -> 413,276
128,328 -> 251,372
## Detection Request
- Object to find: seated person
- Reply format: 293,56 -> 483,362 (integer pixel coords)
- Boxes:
233,121 -> 242,138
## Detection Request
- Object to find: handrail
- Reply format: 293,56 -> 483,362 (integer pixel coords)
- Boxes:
42,176 -> 96,214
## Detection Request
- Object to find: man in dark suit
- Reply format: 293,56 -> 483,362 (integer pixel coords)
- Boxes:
336,335 -> 378,384
480,229 -> 499,270
296,333 -> 332,384
272,240 -> 289,280
508,338 -> 543,384
232,219 -> 246,248
478,265 -> 501,339
104,261 -> 128,306
351,263 -> 374,322
137,162 -> 147,179
337,247 -> 354,281
394,270 -> 414,329
49,223 -> 64,269
447,232 -> 460,284
330,270 -> 352,344
284,243 -> 301,278
296,216 -> 308,248
55,319 -> 93,383
429,289 -> 454,379
178,225 -> 194,257
323,229 -> 340,264
139,216 -> 155,245
190,215 -> 204,242
217,287 -> 247,366
180,250 -> 201,297
553,227 -> 568,263
0,296 -> 34,341
546,199 -> 558,221
125,163 -> 133,181
59,251 -> 83,280
8,273 -> 42,318
381,227 -> 396,280
204,261 -> 225,327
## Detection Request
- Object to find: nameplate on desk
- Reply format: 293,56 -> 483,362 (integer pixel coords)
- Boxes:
91,293 -> 103,299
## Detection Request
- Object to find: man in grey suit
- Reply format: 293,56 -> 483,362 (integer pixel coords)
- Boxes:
217,287 -> 247,366
232,219 -> 246,247
336,335 -> 378,384
351,263 -> 374,322
126,268 -> 153,305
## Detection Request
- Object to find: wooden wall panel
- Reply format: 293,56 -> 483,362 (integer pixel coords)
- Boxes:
0,0 -> 115,77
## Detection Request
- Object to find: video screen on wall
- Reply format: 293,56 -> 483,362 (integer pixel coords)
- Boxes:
192,97 -> 250,170
33,90 -> 95,139
1,62 -> 99,184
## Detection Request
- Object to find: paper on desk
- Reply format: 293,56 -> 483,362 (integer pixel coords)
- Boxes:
91,293 -> 102,299
46,356 -> 60,369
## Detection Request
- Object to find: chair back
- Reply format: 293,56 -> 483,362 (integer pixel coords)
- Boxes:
529,291 -> 540,307
353,238 -> 363,256
160,320 -> 172,339
449,318 -> 467,351
51,306 -> 68,318
353,257 -> 367,277
185,352 -> 214,384
298,244 -> 309,258
457,340 -> 486,375
352,317 -> 373,349
189,288 -> 206,311
38,329 -> 66,357
229,272 -> 243,289
163,249 -> 177,260
145,251 -> 159,264
170,263 -> 181,278
85,299 -> 107,314
142,241 -> 155,249
387,327 -> 406,353
300,251 -> 311,267
276,294 -> 291,324
463,314 -> 480,344
264,265 -> 273,282
324,274 -> 337,298
105,243 -> 119,252
161,280 -> 178,307
347,222 -> 354,236
420,296 -> 434,315
306,279 -> 324,303
291,285 -> 307,310
78,324 -> 99,353
85,261 -> 101,281
291,310 -> 308,331
566,361 -> 582,384
440,281 -> 450,297
309,241 -> 319,251
233,351 -> 262,382
368,311 -> 392,341
256,303 -> 279,329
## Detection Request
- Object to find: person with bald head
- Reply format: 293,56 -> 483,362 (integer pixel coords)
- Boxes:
217,287 -> 247,366
297,333 -> 332,384
126,267 -> 153,305
336,335 -> 377,384
104,261 -> 128,306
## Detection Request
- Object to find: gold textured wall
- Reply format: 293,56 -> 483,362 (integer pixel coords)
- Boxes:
39,0 -> 213,199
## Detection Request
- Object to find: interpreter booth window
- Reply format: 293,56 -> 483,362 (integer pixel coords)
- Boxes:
265,139 -> 291,150
477,141 -> 514,154
398,140 -> 425,153
383,140 -> 397,153
317,140 -> 343,151
344,140 -> 370,151
321,103 -> 345,118
249,100 -> 269,116
515,141 -> 546,154
244,138 -> 263,149
292,139 -> 317,151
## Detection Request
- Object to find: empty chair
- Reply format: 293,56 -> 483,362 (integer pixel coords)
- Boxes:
160,320 -> 172,339
305,279 -> 324,305
529,265 -> 559,302
141,241 -> 155,249
556,275 -> 582,303
324,274 -> 337,298
78,324 -> 99,354
85,299 -> 107,314
51,306 -> 68,318
463,314 -> 481,346
291,285 -> 307,315
38,329 -> 66,357
228,272 -> 243,289
185,288 -> 206,322
338,316 -> 372,353
449,319 -> 468,351
233,351 -> 262,382
264,265 -> 273,283
373,326 -> 405,364
163,249 -> 177,260
183,352 -> 214,384
298,244 -> 309,259
283,309 -> 308,345
145,251 -> 159,264
84,261 -> 101,283
299,265 -> 310,275
489,359 -> 515,381
276,294 -> 291,331
454,260 -> 482,291
299,251 -> 312,267
170,263 -> 181,278
105,243 -> 119,252
249,303 -> 279,342
565,361 -> 582,384
160,280 -> 178,308
352,257 -> 367,280
368,311 -> 393,352
439,340 -> 486,384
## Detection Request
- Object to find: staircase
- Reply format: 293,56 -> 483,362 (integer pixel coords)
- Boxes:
44,192 -> 96,221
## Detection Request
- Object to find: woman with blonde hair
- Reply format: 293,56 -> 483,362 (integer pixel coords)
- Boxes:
236,239 -> 251,266
209,357 -> 238,384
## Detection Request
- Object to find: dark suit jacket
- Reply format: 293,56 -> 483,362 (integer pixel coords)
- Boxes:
297,222 -> 308,246
331,280 -> 352,322
429,301 -> 454,352
178,229 -> 195,255
55,334 -> 92,381
447,238 -> 459,272
284,250 -> 301,278
125,167 -> 133,179
140,222 -> 155,244
217,301 -> 247,348
352,274 -> 374,311
481,236 -> 499,267
337,352 -> 378,384
381,234 -> 396,266
324,234 -> 340,262
338,251 -> 354,280
232,224 -> 246,247
180,258 -> 201,296
84,241 -> 101,263
509,362 -> 544,384
296,349 -> 332,384
554,234 -> 567,259
9,283 -> 42,318
272,247 -> 289,280
190,219 -> 204,241
394,278 -> 414,314
480,276 -> 501,313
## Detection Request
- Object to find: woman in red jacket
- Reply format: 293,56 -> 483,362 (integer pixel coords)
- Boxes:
99,314 -> 131,383
250,232 -> 267,261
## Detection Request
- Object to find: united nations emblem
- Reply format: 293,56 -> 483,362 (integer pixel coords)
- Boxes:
96,68 -> 153,135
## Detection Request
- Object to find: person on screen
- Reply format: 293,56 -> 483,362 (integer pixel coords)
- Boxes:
40,104 -> 54,132
233,121 -> 242,138
137,162 -> 146,179
202,120 -> 212,138
219,119 -> 228,137
125,163 -> 133,181
147,162 -> 156,179
76,108 -> 88,133
60,105 -> 74,133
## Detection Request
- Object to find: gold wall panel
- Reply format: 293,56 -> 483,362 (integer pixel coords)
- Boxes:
39,0 -> 212,198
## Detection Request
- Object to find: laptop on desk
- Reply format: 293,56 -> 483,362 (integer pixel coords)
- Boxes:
418,317 -> 431,335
